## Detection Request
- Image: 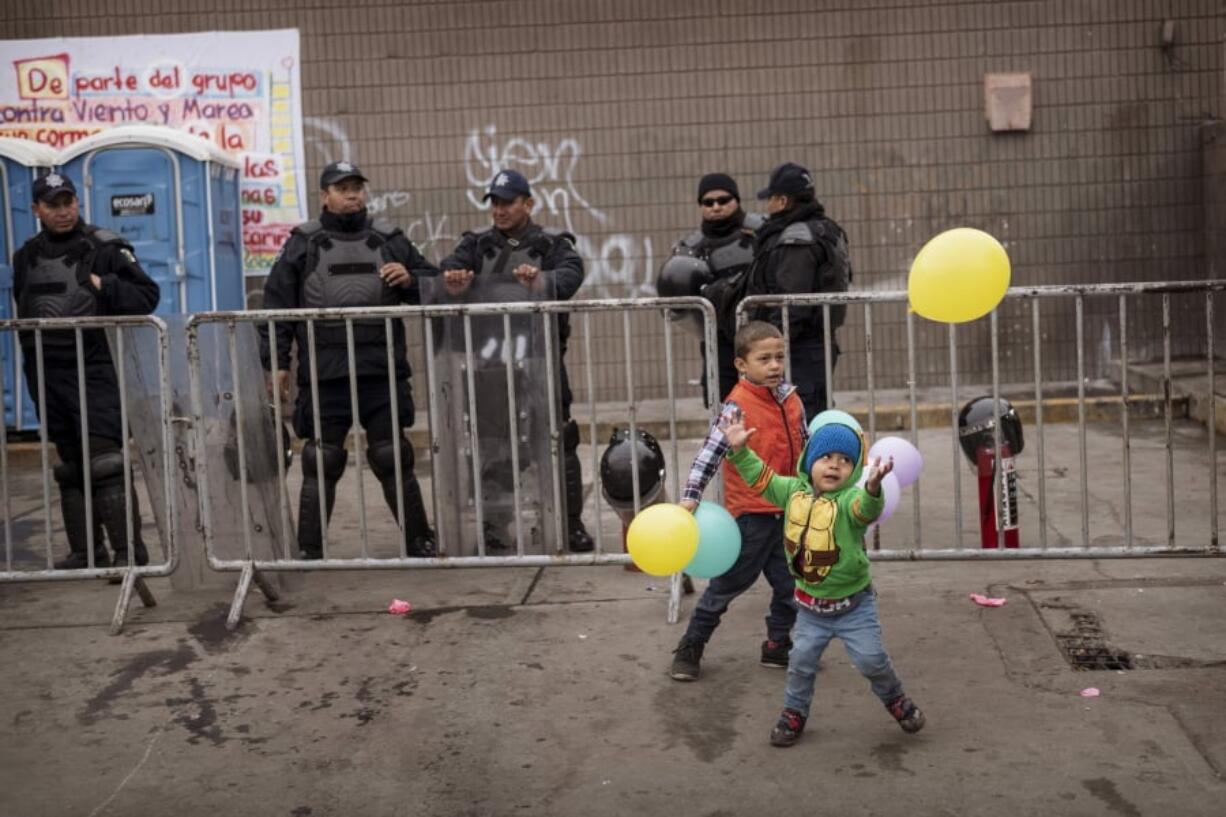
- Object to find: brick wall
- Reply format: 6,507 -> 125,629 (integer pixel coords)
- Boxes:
4,0 -> 1223,401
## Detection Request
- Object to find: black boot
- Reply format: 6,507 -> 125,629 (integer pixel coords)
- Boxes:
297,475 -> 337,560
298,442 -> 347,560
97,481 -> 148,568
562,442 -> 592,552
376,472 -> 435,557
568,520 -> 594,553
53,463 -> 108,570
368,438 -> 436,558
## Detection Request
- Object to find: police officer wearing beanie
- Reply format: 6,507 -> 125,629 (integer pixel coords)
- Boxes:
260,161 -> 439,559
439,168 -> 594,553
12,173 -> 160,570
746,162 -> 852,419
658,173 -> 762,404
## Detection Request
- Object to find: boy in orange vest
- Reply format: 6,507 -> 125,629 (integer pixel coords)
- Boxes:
670,321 -> 809,681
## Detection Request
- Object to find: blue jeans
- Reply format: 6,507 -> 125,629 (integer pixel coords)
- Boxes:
682,513 -> 795,644
783,590 -> 905,717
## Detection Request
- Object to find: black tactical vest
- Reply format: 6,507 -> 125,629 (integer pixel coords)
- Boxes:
18,227 -> 123,348
751,216 -> 852,332
471,224 -> 570,347
473,225 -> 564,284
298,218 -> 401,345
677,212 -> 763,281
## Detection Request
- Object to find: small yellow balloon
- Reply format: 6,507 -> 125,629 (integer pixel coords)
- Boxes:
626,503 -> 699,576
908,228 -> 1011,324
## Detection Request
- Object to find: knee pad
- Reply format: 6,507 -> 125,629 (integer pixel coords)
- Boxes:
562,418 -> 580,452
89,449 -> 126,488
53,460 -> 83,489
367,437 -> 414,480
302,441 -> 347,483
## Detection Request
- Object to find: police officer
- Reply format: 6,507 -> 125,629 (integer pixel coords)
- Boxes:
439,169 -> 594,553
658,173 -> 762,404
12,173 -> 160,569
746,162 -> 852,419
260,161 -> 437,559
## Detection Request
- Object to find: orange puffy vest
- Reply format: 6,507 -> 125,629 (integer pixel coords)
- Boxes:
722,380 -> 806,518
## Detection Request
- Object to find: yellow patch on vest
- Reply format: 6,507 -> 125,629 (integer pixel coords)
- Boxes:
783,493 -> 839,584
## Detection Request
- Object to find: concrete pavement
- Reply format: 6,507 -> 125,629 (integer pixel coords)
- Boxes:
1,411 -> 1224,816
1,557 -> 1224,816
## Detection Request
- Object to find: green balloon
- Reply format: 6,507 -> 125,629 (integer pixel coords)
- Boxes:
807,409 -> 860,436
685,502 -> 742,579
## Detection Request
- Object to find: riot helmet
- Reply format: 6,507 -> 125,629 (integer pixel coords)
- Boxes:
656,254 -> 713,336
957,396 -> 1024,464
656,253 -> 713,299
600,427 -> 666,513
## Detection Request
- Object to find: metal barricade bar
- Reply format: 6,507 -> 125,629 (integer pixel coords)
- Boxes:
738,280 -> 1226,559
0,314 -> 174,633
186,297 -> 721,627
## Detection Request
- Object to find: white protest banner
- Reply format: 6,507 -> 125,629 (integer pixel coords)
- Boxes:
0,30 -> 306,272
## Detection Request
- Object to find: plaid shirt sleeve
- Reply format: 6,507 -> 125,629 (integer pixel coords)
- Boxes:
681,400 -> 744,503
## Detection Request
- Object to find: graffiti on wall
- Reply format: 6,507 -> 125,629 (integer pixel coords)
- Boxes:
302,116 -> 455,262
463,124 -> 654,298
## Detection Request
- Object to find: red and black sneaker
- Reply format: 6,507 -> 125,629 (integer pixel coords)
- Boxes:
769,708 -> 807,747
760,637 -> 792,668
887,695 -> 926,734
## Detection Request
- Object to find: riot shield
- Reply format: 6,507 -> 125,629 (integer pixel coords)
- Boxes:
104,321 -> 172,573
116,316 -> 294,586
422,267 -> 563,556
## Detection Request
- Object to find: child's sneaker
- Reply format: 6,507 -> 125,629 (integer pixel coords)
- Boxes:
887,695 -> 926,734
760,637 -> 792,668
769,708 -> 807,747
669,638 -> 704,681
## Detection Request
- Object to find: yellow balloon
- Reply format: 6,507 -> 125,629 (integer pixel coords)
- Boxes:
626,504 -> 699,576
908,228 -> 1011,323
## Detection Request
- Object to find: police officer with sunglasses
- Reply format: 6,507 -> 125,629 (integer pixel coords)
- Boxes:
657,173 -> 763,403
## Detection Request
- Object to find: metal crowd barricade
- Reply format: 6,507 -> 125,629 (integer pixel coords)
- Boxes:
0,314 -> 175,633
185,296 -> 719,629
739,280 -> 1225,559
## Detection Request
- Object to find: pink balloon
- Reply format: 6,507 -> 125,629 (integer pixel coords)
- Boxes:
859,472 -> 901,536
868,437 -> 923,488
878,473 -> 901,522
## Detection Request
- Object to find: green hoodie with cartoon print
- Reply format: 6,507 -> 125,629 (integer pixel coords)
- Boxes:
727,415 -> 884,600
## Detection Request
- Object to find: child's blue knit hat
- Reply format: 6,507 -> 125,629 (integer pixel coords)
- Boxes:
802,423 -> 861,475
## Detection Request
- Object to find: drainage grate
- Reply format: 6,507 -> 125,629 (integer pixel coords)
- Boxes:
1052,608 -> 1135,671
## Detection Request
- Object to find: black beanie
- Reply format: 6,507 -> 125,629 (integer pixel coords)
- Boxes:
697,173 -> 739,203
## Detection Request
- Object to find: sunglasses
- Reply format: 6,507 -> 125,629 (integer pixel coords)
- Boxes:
700,195 -> 735,207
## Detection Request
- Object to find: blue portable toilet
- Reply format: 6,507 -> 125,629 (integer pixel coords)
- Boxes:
57,125 -> 244,317
0,137 -> 57,430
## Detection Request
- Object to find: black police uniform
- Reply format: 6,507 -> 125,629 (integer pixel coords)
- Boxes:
12,220 -> 160,569
440,219 -> 594,552
745,200 -> 850,420
668,208 -> 763,403
259,206 -> 439,558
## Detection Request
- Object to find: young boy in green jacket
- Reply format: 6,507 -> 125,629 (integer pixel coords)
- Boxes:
722,409 -> 926,747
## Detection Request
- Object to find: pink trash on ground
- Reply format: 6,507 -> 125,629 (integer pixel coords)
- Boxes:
1080,687 -> 1101,698
969,593 -> 1007,607
387,599 -> 412,616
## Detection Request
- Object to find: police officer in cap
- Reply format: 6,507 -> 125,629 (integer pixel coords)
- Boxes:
260,161 -> 438,559
12,173 -> 160,569
658,173 -> 762,404
747,162 -> 852,419
439,168 -> 594,552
